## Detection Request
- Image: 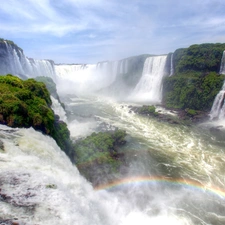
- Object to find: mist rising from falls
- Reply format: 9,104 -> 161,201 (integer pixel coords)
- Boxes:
0,41 -> 56,80
55,63 -> 118,95
0,41 -> 170,104
129,55 -> 168,103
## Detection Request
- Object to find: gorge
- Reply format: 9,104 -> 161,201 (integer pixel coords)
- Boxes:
1,39 -> 225,225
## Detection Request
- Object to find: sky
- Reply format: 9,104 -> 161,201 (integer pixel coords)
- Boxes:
1,0 -> 225,64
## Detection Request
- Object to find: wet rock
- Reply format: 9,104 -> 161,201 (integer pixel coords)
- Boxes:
0,139 -> 4,151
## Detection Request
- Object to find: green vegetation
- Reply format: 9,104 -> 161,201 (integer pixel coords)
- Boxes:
0,74 -> 53,132
35,76 -> 66,110
35,76 -> 58,98
173,43 -> 225,73
163,43 -> 225,112
163,72 -> 225,110
0,38 -> 23,52
45,184 -> 57,189
137,105 -> 158,116
73,129 -> 127,184
0,74 -> 72,153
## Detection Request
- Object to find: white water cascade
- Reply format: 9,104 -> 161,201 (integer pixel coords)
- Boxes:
50,96 -> 68,123
0,125 -> 193,225
130,55 -> 167,103
1,41 -> 56,80
169,53 -> 174,76
55,63 -> 118,95
0,125 -> 118,225
219,50 -> 225,75
210,82 -> 225,120
210,50 -> 225,120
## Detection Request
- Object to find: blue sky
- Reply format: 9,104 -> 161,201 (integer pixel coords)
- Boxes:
1,0 -> 225,64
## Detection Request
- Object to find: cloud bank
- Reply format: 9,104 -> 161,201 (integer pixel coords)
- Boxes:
1,0 -> 225,63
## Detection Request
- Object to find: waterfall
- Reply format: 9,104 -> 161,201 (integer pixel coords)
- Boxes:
54,64 -> 88,79
117,59 -> 129,75
169,53 -> 174,76
50,96 -> 68,123
0,125 -> 123,225
111,60 -> 119,80
130,55 -> 167,103
210,82 -> 225,119
55,63 -> 118,94
219,51 -> 225,74
0,41 -> 56,80
210,51 -> 225,119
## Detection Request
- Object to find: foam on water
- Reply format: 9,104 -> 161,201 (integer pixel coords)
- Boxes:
0,125 -> 195,225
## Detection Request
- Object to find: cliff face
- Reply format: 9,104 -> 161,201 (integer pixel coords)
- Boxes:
0,39 -> 56,80
0,74 -> 72,156
1,38 -> 225,114
162,44 -> 225,112
0,39 -> 23,76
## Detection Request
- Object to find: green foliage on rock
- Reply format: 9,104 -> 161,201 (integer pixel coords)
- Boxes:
35,76 -> 58,98
0,74 -> 53,132
73,129 -> 127,184
0,38 -> 23,52
51,115 -> 72,156
163,43 -> 225,112
163,72 -> 225,110
137,105 -> 158,116
0,74 -> 73,154
173,43 -> 225,73
35,76 -> 66,110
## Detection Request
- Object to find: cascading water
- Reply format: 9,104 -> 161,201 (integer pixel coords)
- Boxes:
55,62 -> 119,95
59,95 -> 225,225
0,41 -> 56,80
50,96 -> 68,123
1,40 -> 225,225
210,50 -> 225,120
129,55 -> 167,103
0,125 -> 123,225
219,51 -> 225,75
169,53 -> 174,76
210,82 -> 225,120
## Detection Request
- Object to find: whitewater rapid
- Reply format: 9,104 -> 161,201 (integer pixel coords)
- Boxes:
0,124 -> 195,225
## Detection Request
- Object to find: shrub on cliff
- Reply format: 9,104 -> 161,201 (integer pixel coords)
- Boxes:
163,72 -> 225,110
73,129 -> 127,185
35,76 -> 58,98
173,43 -> 225,73
0,74 -> 53,132
0,74 -> 72,154
163,43 -> 225,112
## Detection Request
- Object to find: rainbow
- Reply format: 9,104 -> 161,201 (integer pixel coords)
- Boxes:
94,176 -> 225,199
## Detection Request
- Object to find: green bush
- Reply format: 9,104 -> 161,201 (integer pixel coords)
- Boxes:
163,72 -> 225,110
73,129 -> 127,183
0,74 -> 74,155
0,75 -> 54,133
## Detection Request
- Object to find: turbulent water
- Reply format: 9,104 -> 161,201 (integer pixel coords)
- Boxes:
1,43 -> 225,224
1,94 -> 225,225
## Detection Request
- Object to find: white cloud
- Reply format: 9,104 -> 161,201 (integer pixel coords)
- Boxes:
1,0 -> 225,63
